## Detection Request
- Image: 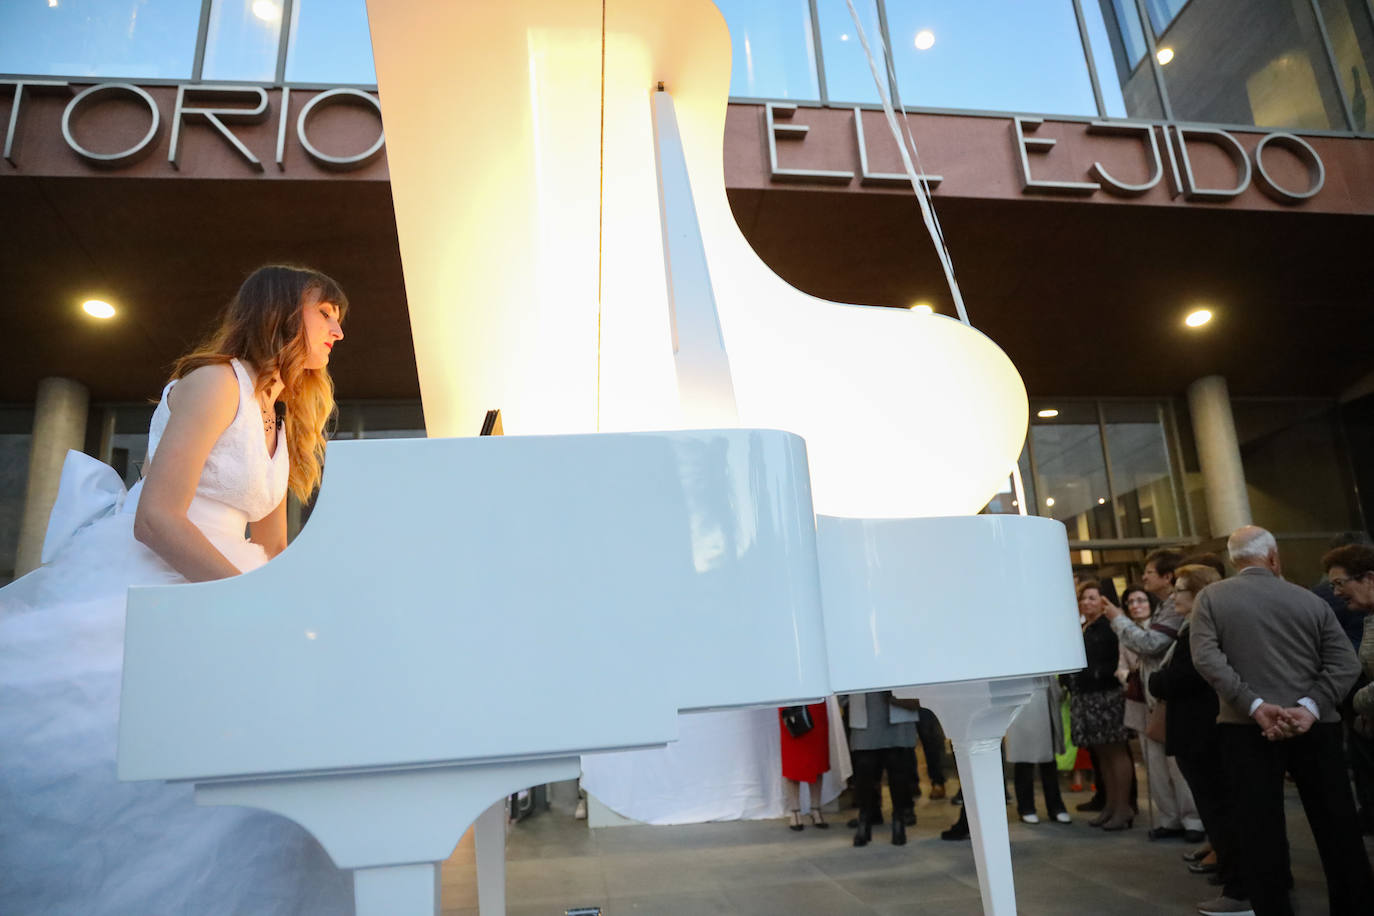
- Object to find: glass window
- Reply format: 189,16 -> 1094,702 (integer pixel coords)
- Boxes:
0,0 -> 201,79
1029,402 -> 1115,540
718,0 -> 820,101
284,0 -> 376,85
1103,402 -> 1183,538
816,0 -> 884,104
1233,400 -> 1359,533
884,0 -> 1099,116
1154,0 -> 1349,129
1084,0 -> 1166,118
202,0 -> 284,82
1142,0 -> 1189,36
1317,0 -> 1374,131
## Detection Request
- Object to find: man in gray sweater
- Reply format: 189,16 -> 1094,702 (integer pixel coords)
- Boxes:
1191,526 -> 1370,916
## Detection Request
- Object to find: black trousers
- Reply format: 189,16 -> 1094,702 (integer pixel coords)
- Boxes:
1174,746 -> 1248,900
1012,761 -> 1066,816
916,709 -> 947,784
1218,722 -> 1374,916
852,747 -> 914,822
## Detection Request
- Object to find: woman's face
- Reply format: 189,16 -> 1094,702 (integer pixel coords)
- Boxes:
300,290 -> 344,370
1173,583 -> 1195,616
1078,588 -> 1102,620
1125,591 -> 1152,622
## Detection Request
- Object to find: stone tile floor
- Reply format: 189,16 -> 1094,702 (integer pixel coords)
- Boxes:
438,781 -> 1373,915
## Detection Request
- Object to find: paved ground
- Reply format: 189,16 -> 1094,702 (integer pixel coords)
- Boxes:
438,778 -> 1372,915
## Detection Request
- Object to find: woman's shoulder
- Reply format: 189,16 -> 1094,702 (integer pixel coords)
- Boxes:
165,362 -> 241,422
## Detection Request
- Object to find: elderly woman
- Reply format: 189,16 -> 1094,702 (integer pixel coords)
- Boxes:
1149,564 -> 1245,905
1069,579 -> 1134,830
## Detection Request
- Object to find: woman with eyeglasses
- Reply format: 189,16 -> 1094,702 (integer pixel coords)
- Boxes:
1150,564 -> 1247,907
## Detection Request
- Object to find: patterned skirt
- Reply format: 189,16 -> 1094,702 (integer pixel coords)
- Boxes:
1069,687 -> 1130,747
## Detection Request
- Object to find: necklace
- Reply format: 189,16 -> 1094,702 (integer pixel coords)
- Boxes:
259,396 -> 279,434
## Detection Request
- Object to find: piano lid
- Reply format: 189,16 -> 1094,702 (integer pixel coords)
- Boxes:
366,0 -> 1030,519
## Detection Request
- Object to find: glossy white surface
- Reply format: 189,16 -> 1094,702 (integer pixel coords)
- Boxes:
818,514 -> 1084,694
119,429 -> 827,783
366,0 -> 1028,517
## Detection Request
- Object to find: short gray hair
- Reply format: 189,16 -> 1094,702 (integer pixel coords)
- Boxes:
1228,526 -> 1277,565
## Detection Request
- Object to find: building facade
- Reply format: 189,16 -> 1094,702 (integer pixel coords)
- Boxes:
3,0 -> 1373,588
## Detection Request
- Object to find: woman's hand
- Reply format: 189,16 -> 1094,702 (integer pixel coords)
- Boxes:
133,364 -> 245,582
1102,598 -> 1123,620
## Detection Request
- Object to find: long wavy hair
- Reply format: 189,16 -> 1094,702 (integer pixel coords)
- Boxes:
172,265 -> 348,501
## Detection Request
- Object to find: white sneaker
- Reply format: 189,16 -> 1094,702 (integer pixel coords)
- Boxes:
1054,811 -> 1072,824
1019,813 -> 1040,824
574,798 -> 588,820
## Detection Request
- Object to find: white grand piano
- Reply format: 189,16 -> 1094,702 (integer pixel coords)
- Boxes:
118,2 -> 1084,914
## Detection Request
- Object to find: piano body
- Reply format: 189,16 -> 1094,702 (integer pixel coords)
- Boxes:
118,2 -> 1084,915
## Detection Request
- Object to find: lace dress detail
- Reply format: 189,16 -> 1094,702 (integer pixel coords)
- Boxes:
146,357 -> 289,524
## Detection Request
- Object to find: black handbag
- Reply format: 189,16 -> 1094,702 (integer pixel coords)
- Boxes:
780,705 -> 814,738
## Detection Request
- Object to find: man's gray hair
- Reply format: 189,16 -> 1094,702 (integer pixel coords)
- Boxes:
1228,526 -> 1278,564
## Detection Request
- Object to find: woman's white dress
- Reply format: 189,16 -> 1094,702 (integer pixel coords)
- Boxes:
0,359 -> 354,916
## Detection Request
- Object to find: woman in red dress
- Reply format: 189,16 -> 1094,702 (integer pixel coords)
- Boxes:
778,702 -> 831,830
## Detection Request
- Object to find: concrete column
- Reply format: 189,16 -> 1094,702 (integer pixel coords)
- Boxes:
14,377 -> 90,577
1186,375 -> 1251,538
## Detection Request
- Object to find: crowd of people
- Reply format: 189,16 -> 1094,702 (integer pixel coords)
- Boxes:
778,533 -> 1374,916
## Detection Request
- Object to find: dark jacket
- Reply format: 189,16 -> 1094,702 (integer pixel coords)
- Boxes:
1148,619 -> 1219,757
1073,616 -> 1121,693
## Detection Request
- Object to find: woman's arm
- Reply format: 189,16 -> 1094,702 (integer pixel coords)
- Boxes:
133,365 -> 245,582
249,496 -> 288,558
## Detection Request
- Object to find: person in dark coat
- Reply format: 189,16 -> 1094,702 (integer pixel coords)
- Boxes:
1150,564 -> 1250,908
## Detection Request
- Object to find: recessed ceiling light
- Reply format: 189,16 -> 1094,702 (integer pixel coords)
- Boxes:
914,30 -> 935,51
911,302 -> 934,315
252,0 -> 281,23
1185,309 -> 1213,328
1045,497 -> 1056,507
1156,47 -> 1175,66
1036,408 -> 1059,419
1097,497 -> 1106,505
82,299 -> 115,319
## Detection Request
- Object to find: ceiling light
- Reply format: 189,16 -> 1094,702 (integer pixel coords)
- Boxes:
1036,408 -> 1059,419
1156,47 -> 1174,66
82,299 -> 116,319
911,302 -> 933,315
252,0 -> 281,23
914,30 -> 935,51
1097,497 -> 1106,504
1185,309 -> 1213,328
1045,497 -> 1055,507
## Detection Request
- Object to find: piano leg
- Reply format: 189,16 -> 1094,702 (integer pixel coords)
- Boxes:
903,677 -> 1043,916
193,756 -> 580,916
474,798 -> 507,916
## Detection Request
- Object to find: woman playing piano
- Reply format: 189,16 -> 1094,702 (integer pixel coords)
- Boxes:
0,265 -> 356,915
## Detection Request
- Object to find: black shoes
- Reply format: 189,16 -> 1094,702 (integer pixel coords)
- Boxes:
846,814 -> 883,829
1076,798 -> 1106,812
900,809 -> 916,827
891,819 -> 907,846
940,822 -> 969,841
1148,826 -> 1186,841
852,814 -> 872,847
